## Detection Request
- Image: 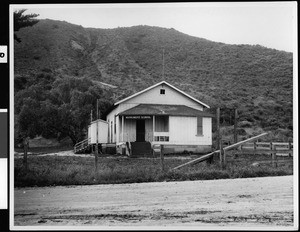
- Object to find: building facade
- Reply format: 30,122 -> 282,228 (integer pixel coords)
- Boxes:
106,81 -> 214,154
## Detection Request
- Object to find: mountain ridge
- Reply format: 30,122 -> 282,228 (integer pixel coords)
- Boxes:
14,19 -> 293,142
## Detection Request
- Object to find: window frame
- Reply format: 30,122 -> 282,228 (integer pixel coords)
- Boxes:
155,115 -> 169,132
196,116 -> 203,136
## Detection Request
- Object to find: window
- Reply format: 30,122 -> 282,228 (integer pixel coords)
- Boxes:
160,89 -> 165,94
155,116 -> 169,132
154,136 -> 169,142
197,117 -> 203,135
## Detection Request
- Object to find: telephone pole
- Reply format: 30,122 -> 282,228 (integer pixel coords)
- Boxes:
162,48 -> 165,80
95,99 -> 99,175
90,109 -> 93,123
234,108 -> 238,143
216,107 -> 220,150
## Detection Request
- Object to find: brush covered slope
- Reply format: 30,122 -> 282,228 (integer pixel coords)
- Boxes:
14,19 -> 293,143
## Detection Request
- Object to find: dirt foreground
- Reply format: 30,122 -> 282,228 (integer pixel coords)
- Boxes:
14,175 -> 294,229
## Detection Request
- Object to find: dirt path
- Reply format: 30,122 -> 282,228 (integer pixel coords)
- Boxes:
14,176 -> 294,228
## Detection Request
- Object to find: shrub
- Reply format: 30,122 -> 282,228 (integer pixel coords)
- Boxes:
238,120 -> 253,128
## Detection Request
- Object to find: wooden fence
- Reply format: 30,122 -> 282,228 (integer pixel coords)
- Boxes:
239,142 -> 293,155
173,133 -> 293,170
234,141 -> 293,167
173,133 -> 269,170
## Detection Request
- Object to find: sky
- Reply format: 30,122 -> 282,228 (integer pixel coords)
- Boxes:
14,2 -> 297,52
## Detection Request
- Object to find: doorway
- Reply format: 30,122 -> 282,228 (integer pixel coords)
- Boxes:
136,119 -> 145,142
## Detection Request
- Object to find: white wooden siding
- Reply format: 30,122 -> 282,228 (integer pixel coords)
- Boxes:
145,119 -> 153,142
106,83 -> 211,144
168,116 -> 212,145
109,113 -> 212,145
115,116 -> 211,145
107,104 -> 139,143
118,118 -> 153,143
116,115 -> 119,143
88,120 -> 109,144
123,119 -> 136,142
123,85 -> 204,111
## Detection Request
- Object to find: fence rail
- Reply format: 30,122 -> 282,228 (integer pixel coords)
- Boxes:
240,141 -> 293,156
235,141 -> 293,167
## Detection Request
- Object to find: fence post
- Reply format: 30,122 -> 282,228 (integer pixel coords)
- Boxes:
94,146 -> 98,174
288,142 -> 292,157
152,145 -> 155,159
160,145 -> 165,173
23,137 -> 29,172
270,142 -> 277,168
223,149 -> 227,168
234,108 -> 238,144
254,140 -> 257,156
219,140 -> 223,166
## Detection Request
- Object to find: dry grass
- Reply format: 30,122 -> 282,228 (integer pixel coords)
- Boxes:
14,152 -> 293,187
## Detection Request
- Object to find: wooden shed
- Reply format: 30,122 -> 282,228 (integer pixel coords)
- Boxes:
88,119 -> 109,144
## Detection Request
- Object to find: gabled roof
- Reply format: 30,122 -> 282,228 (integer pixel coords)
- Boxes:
89,118 -> 109,126
114,81 -> 210,108
118,104 -> 214,117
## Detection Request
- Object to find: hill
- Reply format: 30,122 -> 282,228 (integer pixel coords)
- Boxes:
14,19 -> 293,144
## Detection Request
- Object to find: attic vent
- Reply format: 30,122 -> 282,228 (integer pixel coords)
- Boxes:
160,89 -> 165,95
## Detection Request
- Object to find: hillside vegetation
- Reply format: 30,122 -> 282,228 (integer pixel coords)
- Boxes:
14,19 -> 293,144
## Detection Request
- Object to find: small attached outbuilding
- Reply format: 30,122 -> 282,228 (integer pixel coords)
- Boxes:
88,119 -> 109,144
106,81 -> 214,156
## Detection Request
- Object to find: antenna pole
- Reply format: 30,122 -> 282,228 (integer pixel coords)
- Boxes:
95,99 -> 99,175
162,48 -> 165,79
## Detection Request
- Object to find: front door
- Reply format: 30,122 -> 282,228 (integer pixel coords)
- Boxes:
136,120 -> 145,142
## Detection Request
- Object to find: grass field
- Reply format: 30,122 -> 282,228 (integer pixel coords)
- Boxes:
14,151 -> 293,187
14,145 -> 73,155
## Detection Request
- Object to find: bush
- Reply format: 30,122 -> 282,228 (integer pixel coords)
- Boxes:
238,120 -> 252,128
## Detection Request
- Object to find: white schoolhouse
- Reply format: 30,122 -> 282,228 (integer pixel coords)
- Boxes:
105,81 -> 213,156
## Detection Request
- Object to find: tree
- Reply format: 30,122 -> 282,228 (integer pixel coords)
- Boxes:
15,72 -> 113,146
40,76 -> 113,144
14,9 -> 39,42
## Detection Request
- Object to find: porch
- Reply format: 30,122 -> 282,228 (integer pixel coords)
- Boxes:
117,104 -> 214,145
119,115 -> 169,143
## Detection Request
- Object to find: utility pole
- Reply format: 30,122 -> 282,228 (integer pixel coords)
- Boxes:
90,109 -> 93,123
234,108 -> 238,143
216,107 -> 220,150
162,48 -> 165,80
95,99 -> 99,175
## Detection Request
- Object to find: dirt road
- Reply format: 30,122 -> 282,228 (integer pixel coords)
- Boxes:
14,176 -> 294,228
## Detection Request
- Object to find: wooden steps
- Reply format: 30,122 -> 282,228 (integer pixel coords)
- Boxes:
74,138 -> 91,154
130,142 -> 152,157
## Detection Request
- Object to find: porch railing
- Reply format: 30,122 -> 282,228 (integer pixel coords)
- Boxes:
74,138 -> 91,153
120,132 -> 154,142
